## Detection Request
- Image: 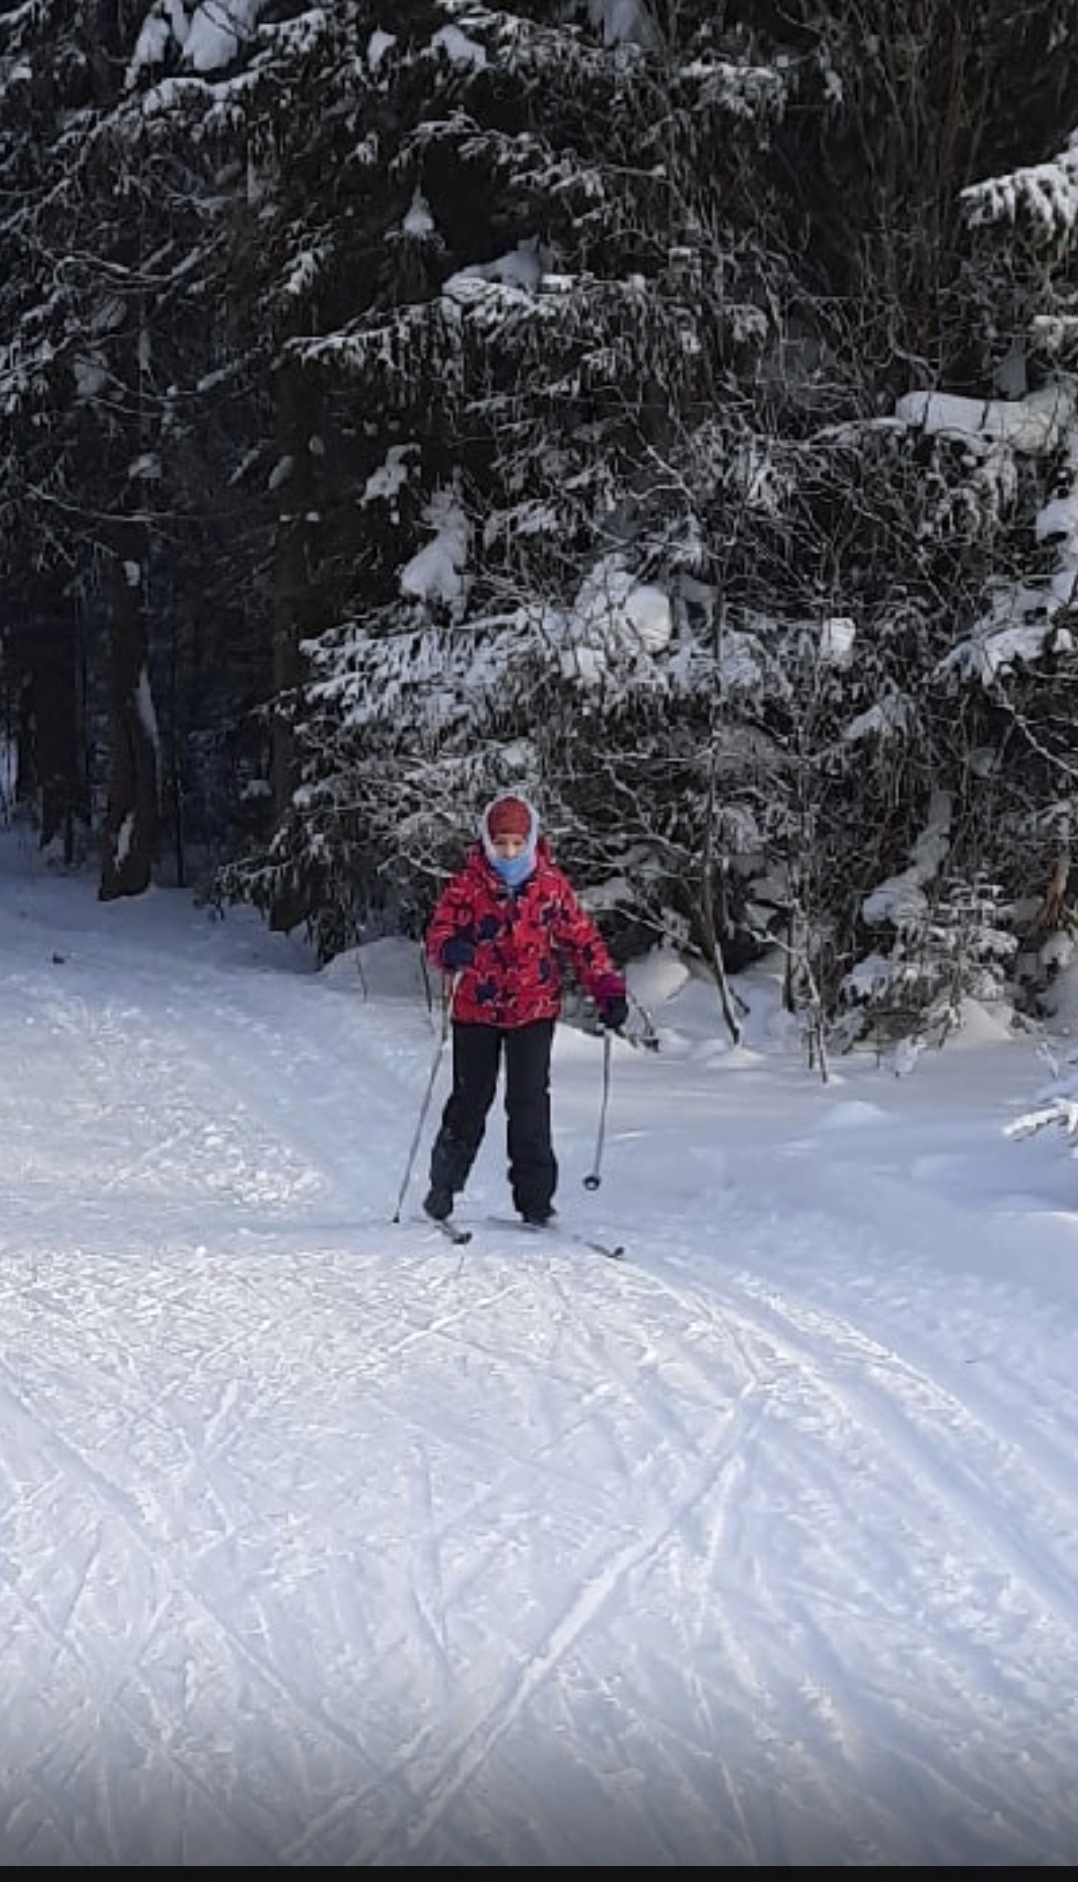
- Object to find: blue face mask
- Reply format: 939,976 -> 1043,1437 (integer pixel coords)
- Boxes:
493,849 -> 536,890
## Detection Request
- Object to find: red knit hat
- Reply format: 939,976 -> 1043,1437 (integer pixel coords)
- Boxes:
486,795 -> 533,840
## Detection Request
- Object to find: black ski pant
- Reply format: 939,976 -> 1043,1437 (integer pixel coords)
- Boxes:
429,1019 -> 557,1216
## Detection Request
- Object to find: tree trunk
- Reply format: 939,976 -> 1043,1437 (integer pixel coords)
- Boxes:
268,355 -> 319,931
270,356 -> 312,821
13,578 -> 89,862
98,530 -> 159,900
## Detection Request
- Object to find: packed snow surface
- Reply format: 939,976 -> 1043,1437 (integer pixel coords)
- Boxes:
2,834 -> 1078,1864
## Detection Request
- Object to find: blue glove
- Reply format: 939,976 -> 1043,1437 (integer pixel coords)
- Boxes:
441,933 -> 475,971
593,974 -> 628,1031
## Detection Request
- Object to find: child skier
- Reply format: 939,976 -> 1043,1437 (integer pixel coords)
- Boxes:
423,792 -> 628,1227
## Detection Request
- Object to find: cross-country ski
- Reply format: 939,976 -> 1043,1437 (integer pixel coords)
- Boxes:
485,1214 -> 626,1260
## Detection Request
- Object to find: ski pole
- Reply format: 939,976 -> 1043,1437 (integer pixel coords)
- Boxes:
392,976 -> 457,1222
583,1028 -> 613,1191
629,988 -> 661,1050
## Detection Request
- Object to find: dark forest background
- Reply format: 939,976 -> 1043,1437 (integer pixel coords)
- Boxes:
4,0 -> 1078,1053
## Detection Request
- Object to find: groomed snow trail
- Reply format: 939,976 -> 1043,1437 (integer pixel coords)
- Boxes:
1,863 -> 1078,1864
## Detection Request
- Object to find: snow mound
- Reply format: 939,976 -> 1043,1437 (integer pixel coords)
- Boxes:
948,995 -> 1016,1046
322,936 -> 427,1000
628,947 -> 690,1006
818,1100 -> 888,1131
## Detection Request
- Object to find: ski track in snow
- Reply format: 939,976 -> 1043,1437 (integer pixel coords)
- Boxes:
1,889 -> 1077,1861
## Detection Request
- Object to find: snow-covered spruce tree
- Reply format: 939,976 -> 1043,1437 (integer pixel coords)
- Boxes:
837,104 -> 1078,1044
215,0 -> 802,961
754,0 -> 1078,393
222,0 -> 1078,1037
941,117 -> 1078,1025
658,0 -> 1078,1049
0,0 -> 102,856
125,0 -> 493,934
774,86 -> 1078,1055
0,0 -> 277,893
114,0 -> 368,908
0,0 -> 190,893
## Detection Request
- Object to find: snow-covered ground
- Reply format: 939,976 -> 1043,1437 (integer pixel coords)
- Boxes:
3,826 -> 1078,1865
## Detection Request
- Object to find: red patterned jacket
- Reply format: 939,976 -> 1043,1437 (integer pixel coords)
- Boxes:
426,837 -> 622,1028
